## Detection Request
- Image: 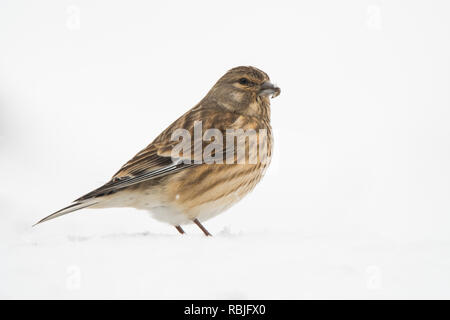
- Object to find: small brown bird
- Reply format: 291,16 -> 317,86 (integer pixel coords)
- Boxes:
35,66 -> 280,236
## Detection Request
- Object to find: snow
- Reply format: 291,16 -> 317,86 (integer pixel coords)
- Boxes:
2,173 -> 450,299
3,213 -> 450,299
1,1 -> 450,299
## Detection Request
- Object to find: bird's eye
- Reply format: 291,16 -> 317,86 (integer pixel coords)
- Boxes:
238,78 -> 250,85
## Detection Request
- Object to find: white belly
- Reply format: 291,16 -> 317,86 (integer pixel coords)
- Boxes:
92,178 -> 250,226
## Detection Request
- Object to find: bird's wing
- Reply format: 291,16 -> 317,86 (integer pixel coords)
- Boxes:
75,108 -> 243,201
75,148 -> 193,201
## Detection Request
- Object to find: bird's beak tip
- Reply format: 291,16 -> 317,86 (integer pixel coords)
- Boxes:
271,87 -> 281,98
259,81 -> 280,99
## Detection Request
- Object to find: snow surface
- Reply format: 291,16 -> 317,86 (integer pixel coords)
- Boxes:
2,209 -> 450,299
1,1 -> 450,299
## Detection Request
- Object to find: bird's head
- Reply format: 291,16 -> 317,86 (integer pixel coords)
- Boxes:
205,66 -> 280,116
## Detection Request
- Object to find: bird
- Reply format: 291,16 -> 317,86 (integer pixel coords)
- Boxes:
35,66 -> 280,236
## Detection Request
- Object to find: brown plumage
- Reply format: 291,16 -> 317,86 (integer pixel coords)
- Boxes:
35,66 -> 281,236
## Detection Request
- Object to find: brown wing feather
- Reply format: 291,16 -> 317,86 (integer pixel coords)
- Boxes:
75,108 -> 258,202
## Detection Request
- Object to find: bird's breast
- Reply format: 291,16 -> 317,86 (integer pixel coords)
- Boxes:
163,128 -> 273,220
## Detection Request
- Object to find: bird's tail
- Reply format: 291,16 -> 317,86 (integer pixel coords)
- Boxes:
33,200 -> 98,226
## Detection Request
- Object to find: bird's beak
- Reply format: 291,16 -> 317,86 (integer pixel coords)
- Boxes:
259,81 -> 280,98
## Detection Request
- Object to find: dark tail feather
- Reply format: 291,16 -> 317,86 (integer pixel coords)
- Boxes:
33,201 -> 97,226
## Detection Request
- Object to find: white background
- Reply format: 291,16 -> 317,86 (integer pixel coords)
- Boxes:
1,0 -> 449,299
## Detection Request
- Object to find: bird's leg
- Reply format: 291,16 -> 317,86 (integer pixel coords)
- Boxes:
193,218 -> 212,237
175,225 -> 185,234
